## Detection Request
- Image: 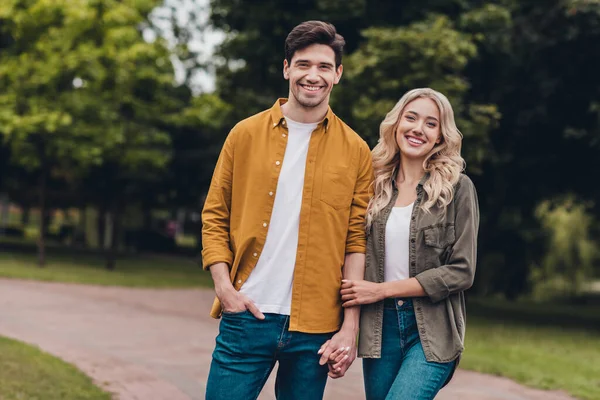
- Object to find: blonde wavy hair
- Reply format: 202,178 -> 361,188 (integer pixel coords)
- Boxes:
366,88 -> 465,229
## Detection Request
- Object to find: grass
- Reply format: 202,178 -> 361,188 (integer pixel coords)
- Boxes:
0,336 -> 110,400
463,299 -> 600,400
0,251 -> 214,288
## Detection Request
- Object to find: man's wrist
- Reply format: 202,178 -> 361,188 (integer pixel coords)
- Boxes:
340,324 -> 359,335
340,314 -> 360,335
215,282 -> 236,299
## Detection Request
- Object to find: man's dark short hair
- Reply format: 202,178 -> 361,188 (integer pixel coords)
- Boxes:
285,21 -> 345,67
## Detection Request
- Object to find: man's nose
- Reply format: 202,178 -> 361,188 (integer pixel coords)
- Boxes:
306,66 -> 320,82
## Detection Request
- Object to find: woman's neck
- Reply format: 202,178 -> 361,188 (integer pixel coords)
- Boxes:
397,157 -> 425,185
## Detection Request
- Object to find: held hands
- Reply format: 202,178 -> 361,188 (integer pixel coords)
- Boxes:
318,328 -> 357,379
340,279 -> 385,307
216,286 -> 265,320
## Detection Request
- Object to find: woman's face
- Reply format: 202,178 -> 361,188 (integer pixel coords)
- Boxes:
395,97 -> 441,161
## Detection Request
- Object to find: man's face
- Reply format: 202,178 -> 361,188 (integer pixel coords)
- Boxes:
283,44 -> 343,109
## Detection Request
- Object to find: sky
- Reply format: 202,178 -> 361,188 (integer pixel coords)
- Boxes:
149,0 -> 224,93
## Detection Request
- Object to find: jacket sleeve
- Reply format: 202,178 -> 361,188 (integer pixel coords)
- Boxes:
201,128 -> 237,270
415,175 -> 480,303
345,140 -> 374,254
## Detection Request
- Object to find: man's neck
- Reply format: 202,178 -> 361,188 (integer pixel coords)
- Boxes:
281,96 -> 329,124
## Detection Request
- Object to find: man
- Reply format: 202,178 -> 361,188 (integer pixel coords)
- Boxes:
202,20 -> 373,400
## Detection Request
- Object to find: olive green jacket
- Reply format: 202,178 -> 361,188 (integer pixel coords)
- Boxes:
358,173 -> 479,363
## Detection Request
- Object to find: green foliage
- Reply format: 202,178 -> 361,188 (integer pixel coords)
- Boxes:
532,196 -> 598,298
335,15 -> 500,170
0,0 -> 173,172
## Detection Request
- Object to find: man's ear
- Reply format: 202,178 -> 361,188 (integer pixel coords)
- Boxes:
334,64 -> 343,84
283,59 -> 290,80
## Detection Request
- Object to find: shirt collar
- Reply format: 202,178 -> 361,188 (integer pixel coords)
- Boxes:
270,98 -> 333,132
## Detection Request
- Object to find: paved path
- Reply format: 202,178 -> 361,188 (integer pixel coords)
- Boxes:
0,279 -> 576,400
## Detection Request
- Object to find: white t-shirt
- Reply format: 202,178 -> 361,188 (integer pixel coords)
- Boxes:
239,117 -> 317,315
384,203 -> 414,282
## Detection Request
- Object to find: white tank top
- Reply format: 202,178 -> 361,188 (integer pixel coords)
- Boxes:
384,203 -> 414,282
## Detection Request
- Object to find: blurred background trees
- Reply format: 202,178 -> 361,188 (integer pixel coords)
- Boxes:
1,0 -> 599,301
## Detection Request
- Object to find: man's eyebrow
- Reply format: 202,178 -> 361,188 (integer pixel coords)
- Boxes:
293,59 -> 335,68
405,110 -> 439,122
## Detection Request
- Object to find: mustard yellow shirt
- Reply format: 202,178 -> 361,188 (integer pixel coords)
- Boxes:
202,99 -> 373,333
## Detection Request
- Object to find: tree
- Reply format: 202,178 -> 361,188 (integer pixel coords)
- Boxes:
0,0 -> 180,268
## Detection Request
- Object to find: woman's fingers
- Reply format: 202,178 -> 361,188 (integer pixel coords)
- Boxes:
333,347 -> 350,362
332,354 -> 349,370
342,300 -> 358,307
317,340 -> 331,355
340,280 -> 353,289
327,346 -> 346,362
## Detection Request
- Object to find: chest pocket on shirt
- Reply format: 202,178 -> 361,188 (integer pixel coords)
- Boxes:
320,165 -> 354,210
423,224 -> 456,269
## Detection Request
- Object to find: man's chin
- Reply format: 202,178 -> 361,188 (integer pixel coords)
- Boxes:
297,96 -> 326,109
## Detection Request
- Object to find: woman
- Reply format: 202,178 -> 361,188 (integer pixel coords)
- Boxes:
341,88 -> 479,400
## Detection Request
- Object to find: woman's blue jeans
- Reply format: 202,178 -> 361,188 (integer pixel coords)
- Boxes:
362,299 -> 455,400
205,310 -> 334,400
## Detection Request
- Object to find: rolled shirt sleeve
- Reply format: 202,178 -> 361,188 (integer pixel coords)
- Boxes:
415,175 -> 480,303
345,140 -> 374,254
201,129 -> 237,270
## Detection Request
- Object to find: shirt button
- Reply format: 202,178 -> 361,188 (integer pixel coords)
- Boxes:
237,279 -> 242,284
262,222 -> 267,227
397,300 -> 404,306
269,191 -> 274,196
273,123 -> 277,127
275,161 -> 281,166
282,133 -> 286,138
253,253 -> 258,257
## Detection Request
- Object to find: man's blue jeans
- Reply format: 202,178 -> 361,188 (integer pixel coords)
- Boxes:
362,299 -> 455,400
205,310 -> 334,400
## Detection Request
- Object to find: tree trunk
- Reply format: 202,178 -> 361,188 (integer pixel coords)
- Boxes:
143,204 -> 152,231
21,206 -> 30,225
77,206 -> 86,247
37,170 -> 47,267
105,202 -> 120,271
97,205 -> 106,249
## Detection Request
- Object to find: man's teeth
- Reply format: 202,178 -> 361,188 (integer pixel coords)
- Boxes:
408,137 -> 424,144
303,85 -> 320,91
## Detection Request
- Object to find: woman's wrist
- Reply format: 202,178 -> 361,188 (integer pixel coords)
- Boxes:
380,280 -> 407,300
380,281 -> 393,300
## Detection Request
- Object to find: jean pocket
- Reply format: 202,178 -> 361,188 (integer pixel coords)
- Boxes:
222,309 -> 249,317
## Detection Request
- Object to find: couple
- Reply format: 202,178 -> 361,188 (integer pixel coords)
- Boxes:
201,20 -> 479,400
